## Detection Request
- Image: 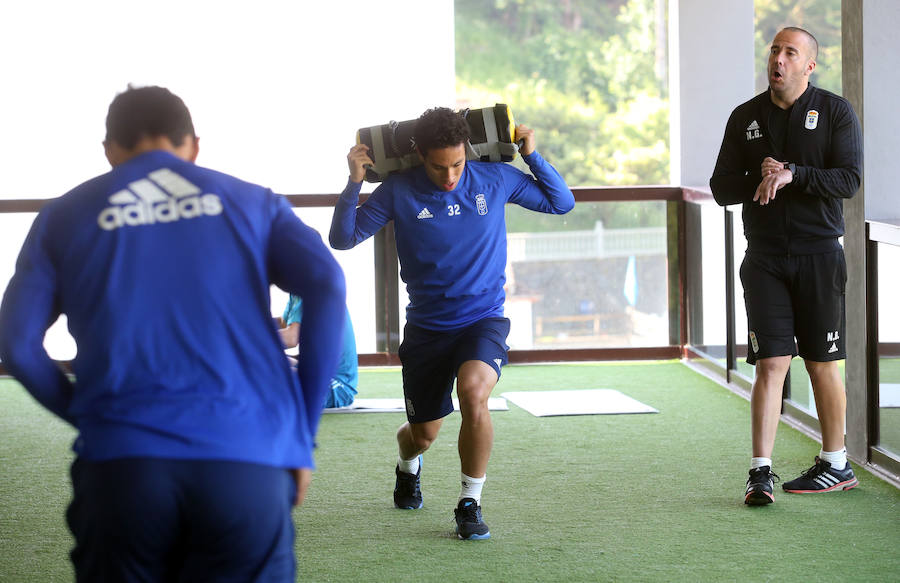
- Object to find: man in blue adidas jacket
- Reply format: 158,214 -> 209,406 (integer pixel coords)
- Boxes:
331,107 -> 574,539
0,86 -> 346,581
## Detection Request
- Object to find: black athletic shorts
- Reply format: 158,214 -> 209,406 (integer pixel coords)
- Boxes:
398,317 -> 510,423
740,249 -> 846,365
67,457 -> 296,582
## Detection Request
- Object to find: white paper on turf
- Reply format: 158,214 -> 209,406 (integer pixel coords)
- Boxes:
501,389 -> 657,417
324,397 -> 509,414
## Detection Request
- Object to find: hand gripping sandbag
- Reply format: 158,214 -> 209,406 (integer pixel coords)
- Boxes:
356,104 -> 520,183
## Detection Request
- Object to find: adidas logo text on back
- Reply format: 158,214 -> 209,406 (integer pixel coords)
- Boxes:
97,168 -> 223,230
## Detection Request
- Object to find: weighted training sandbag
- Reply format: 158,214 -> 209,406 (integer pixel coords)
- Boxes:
356,104 -> 519,182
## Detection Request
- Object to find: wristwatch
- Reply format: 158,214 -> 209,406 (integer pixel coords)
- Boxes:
783,162 -> 796,174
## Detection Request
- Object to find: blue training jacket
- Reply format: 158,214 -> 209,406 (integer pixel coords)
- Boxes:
330,151 -> 574,330
0,150 -> 346,470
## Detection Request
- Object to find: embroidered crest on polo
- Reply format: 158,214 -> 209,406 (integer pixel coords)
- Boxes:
805,110 -> 819,130
416,207 -> 434,220
475,193 -> 488,216
745,120 -> 763,141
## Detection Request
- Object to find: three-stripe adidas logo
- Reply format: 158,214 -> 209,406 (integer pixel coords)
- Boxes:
813,472 -> 842,489
97,168 -> 223,231
417,207 -> 434,220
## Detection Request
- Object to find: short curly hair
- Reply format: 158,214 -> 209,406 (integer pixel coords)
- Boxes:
414,107 -> 470,156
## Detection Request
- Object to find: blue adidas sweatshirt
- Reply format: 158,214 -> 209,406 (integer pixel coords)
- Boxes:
0,150 -> 346,470
330,151 -> 574,330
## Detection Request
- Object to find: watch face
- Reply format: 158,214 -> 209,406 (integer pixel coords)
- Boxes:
783,162 -> 790,169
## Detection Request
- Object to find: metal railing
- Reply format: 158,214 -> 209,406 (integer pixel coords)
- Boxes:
0,186 -> 700,366
1,185 -> 895,484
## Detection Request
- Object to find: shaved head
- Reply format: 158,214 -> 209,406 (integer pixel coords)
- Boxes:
779,26 -> 818,60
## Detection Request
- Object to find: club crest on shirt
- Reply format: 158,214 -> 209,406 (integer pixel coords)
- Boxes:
475,193 -> 488,216
805,110 -> 819,130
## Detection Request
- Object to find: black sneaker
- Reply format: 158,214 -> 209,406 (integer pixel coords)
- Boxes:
745,466 -> 779,505
783,457 -> 859,494
454,498 -> 491,540
393,456 -> 423,509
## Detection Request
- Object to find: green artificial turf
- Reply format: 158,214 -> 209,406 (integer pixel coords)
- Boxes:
2,362 -> 899,582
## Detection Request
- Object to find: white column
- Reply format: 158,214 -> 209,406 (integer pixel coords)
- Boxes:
861,1 -> 900,222
669,0 -> 756,187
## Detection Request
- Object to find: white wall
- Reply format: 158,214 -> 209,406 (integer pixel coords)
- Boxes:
862,1 -> 900,221
669,0 -> 755,187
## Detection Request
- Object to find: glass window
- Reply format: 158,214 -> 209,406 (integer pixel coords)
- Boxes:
878,242 -> 900,456
455,0 -> 670,187
691,202 -> 727,363
731,209 -> 754,380
502,200 -> 668,349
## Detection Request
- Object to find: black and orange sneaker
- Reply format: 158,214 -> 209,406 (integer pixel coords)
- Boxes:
783,457 -> 858,494
745,466 -> 779,505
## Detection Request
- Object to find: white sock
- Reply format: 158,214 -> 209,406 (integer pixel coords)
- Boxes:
398,455 -> 420,475
751,457 -> 772,470
819,448 -> 847,469
459,472 -> 486,504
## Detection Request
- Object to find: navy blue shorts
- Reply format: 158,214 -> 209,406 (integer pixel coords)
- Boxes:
398,317 -> 510,423
740,250 -> 846,365
66,457 -> 296,582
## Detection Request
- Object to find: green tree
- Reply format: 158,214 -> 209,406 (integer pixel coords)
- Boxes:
455,0 -> 670,231
754,0 -> 842,94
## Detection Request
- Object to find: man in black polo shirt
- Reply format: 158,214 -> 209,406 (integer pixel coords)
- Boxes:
710,27 -> 863,505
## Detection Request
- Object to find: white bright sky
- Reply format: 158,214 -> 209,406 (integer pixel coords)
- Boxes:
0,0 -> 455,356
0,0 -> 455,198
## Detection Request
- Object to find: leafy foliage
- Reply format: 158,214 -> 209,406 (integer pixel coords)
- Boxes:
455,0 -> 669,230
454,0 -> 843,230
754,0 -> 842,94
